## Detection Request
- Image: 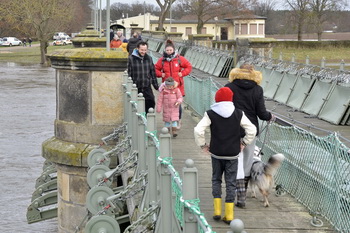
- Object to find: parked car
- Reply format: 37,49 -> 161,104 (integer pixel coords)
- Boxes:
1,37 -> 22,46
53,32 -> 69,40
0,38 -> 3,46
52,37 -> 72,46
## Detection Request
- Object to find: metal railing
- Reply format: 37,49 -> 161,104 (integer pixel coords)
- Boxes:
182,71 -> 350,232
82,72 -> 216,233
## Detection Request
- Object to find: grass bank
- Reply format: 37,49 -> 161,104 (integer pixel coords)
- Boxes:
272,46 -> 350,66
0,43 -> 74,64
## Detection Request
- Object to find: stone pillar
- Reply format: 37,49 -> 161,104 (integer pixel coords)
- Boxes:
43,48 -> 128,233
151,31 -> 167,40
167,32 -> 183,43
188,34 -> 214,48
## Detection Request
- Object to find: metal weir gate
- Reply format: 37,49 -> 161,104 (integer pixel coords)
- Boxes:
81,73 -> 215,232
237,54 -> 350,126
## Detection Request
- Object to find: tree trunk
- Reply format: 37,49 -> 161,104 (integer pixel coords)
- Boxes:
40,40 -> 49,65
317,31 -> 322,41
297,23 -> 302,41
157,11 -> 167,31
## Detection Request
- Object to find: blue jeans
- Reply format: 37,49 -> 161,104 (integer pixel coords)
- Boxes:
211,156 -> 238,203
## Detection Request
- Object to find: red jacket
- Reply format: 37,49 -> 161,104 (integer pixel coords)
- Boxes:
155,55 -> 192,96
110,39 -> 122,48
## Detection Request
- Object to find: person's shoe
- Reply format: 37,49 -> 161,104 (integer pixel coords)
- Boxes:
222,202 -> 234,224
213,198 -> 222,221
172,127 -> 178,137
176,120 -> 181,130
235,203 -> 246,209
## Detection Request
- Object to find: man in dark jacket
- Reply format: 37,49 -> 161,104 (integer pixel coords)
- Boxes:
225,63 -> 274,209
127,41 -> 159,113
127,32 -> 141,55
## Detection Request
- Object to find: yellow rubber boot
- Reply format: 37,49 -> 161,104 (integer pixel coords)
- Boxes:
222,202 -> 234,224
213,198 -> 222,221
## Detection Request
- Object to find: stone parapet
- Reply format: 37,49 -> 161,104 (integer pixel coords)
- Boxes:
44,48 -> 128,233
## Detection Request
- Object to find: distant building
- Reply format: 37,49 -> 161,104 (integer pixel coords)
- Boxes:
113,13 -> 266,41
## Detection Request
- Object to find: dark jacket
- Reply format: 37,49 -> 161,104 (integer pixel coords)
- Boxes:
225,68 -> 271,135
127,37 -> 141,55
127,50 -> 159,90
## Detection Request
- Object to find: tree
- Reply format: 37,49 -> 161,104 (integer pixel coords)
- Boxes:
177,0 -> 221,34
155,0 -> 177,31
285,0 -> 311,41
110,2 -> 159,21
0,0 -> 87,65
309,0 -> 346,41
253,0 -> 278,34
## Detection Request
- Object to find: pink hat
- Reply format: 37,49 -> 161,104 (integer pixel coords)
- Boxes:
215,87 -> 234,102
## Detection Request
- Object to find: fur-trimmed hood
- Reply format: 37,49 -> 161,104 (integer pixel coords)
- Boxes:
228,68 -> 262,85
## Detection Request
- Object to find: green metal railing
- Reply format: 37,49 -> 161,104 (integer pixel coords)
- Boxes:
183,73 -> 350,232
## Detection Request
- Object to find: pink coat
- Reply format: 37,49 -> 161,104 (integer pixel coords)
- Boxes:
156,87 -> 183,122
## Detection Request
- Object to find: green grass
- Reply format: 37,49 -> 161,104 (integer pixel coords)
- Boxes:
272,46 -> 350,67
0,43 -> 74,63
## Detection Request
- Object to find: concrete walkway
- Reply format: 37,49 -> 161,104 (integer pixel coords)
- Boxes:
155,103 -> 335,233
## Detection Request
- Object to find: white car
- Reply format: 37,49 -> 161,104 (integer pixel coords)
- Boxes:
53,37 -> 72,46
1,37 -> 22,46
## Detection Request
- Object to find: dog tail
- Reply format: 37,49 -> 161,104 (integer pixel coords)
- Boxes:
265,153 -> 285,176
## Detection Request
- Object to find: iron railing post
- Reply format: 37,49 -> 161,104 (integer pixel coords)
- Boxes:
131,84 -> 138,152
155,128 -> 173,233
146,108 -> 158,207
183,159 -> 199,233
137,93 -> 146,173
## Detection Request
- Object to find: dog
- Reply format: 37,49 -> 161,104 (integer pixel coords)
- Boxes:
250,150 -> 285,207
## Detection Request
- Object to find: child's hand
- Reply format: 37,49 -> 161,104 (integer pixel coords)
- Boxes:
178,72 -> 182,77
162,73 -> 165,78
174,102 -> 179,106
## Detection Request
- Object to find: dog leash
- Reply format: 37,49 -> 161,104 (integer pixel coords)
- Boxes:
257,118 -> 275,156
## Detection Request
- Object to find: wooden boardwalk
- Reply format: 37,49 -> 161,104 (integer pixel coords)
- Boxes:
155,104 -> 336,233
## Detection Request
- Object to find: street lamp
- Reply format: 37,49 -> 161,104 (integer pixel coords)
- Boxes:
214,16 -> 218,40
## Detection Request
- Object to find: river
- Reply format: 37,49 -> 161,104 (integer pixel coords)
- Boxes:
0,62 -> 58,232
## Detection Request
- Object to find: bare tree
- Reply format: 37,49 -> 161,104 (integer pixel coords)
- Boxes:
253,0 -> 277,16
1,0 -> 79,65
156,0 -> 177,31
285,0 -> 311,41
110,2 -> 159,20
309,0 -> 346,41
178,0 -> 217,33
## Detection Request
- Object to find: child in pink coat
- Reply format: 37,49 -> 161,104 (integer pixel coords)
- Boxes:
156,77 -> 183,137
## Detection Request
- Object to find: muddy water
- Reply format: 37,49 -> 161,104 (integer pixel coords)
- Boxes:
0,62 -> 57,232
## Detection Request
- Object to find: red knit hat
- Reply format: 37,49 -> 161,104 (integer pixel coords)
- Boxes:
215,87 -> 234,102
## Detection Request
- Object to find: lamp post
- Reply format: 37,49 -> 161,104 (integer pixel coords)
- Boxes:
99,0 -> 102,38
106,0 -> 110,51
169,0 -> 173,32
214,16 -> 218,40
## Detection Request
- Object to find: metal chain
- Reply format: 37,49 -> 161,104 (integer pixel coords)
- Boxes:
110,172 -> 148,204
100,136 -> 132,161
123,203 -> 160,233
100,122 -> 127,146
108,150 -> 138,178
